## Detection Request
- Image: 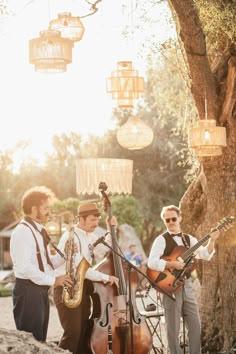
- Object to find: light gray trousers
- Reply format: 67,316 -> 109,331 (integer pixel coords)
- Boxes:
162,279 -> 201,354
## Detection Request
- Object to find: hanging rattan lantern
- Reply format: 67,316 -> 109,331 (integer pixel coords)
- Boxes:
188,119 -> 226,157
117,116 -> 154,150
49,12 -> 85,42
76,158 -> 133,195
106,61 -> 144,108
29,30 -> 74,73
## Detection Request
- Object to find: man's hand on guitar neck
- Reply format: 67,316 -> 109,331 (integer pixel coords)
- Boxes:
210,229 -> 220,241
207,229 -> 220,254
165,260 -> 185,270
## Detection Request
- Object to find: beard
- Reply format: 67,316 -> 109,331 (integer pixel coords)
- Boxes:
36,208 -> 49,223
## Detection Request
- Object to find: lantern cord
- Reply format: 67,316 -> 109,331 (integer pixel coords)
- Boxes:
47,0 -> 51,23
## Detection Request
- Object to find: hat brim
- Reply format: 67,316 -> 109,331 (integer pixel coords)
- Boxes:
79,210 -> 101,217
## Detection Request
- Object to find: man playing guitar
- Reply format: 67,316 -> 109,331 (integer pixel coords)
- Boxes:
148,205 -> 219,354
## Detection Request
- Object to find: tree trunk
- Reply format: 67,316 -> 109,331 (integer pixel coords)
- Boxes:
180,139 -> 236,351
168,0 -> 236,351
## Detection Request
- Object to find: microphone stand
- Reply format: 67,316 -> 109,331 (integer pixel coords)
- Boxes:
101,239 -> 175,354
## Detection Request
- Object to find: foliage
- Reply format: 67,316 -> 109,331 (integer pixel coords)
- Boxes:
0,41 -> 193,253
0,285 -> 12,297
196,0 -> 236,53
51,198 -> 81,216
0,151 -> 18,228
99,195 -> 144,237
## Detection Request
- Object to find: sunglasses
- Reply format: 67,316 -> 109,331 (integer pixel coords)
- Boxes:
165,217 -> 178,223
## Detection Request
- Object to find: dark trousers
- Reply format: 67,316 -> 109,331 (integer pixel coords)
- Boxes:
53,280 -> 94,354
12,278 -> 50,341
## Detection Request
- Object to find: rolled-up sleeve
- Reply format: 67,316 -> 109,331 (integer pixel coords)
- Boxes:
189,235 -> 215,260
10,224 -> 56,286
148,236 -> 167,272
85,267 -> 109,282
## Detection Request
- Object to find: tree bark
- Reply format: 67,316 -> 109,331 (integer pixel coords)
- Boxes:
168,0 -> 236,351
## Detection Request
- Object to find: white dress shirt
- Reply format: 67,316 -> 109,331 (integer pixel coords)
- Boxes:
148,232 -> 215,272
55,226 -> 110,283
10,219 -> 65,286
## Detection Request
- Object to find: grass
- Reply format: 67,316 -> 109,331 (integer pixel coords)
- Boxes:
0,284 -> 12,297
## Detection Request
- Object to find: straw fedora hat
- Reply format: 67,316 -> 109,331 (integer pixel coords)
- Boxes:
78,203 -> 101,217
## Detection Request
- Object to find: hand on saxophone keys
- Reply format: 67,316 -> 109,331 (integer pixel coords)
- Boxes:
108,275 -> 119,288
64,240 -> 78,256
54,274 -> 73,288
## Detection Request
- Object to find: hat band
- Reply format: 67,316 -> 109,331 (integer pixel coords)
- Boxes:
79,209 -> 101,216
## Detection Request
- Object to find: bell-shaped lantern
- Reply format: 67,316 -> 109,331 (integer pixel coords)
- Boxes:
188,119 -> 226,157
29,30 -> 74,73
117,116 -> 154,150
49,12 -> 85,42
106,61 -> 144,108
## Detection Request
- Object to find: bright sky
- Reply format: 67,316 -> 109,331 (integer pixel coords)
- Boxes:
0,0 -> 175,166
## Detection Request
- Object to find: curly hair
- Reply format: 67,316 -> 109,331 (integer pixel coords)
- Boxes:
21,186 -> 55,214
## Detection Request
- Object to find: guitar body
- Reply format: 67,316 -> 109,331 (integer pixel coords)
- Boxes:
147,246 -> 194,295
147,216 -> 235,295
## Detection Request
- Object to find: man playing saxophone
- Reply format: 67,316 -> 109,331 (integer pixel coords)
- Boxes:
54,203 -> 119,354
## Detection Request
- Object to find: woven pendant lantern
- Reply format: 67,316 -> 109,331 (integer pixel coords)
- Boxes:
29,30 -> 73,73
76,158 -> 133,195
49,12 -> 85,42
188,119 -> 226,157
106,61 -> 144,108
117,116 -> 154,150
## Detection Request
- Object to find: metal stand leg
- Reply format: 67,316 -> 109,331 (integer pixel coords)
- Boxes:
137,288 -> 166,354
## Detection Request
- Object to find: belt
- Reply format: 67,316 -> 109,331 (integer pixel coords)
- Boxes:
15,278 -> 50,290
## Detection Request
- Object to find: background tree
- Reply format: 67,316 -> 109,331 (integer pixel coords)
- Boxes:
166,0 -> 236,351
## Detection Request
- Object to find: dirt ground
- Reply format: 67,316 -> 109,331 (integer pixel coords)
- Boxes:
0,296 -> 63,343
0,289 -> 168,353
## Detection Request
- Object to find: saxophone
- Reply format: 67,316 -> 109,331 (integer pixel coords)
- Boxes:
61,212 -> 91,309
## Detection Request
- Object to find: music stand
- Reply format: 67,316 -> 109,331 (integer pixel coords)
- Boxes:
137,288 -> 166,354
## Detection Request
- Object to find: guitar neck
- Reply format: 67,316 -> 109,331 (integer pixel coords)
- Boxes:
182,233 -> 212,260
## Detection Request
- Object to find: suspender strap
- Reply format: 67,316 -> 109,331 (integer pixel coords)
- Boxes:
74,231 -> 82,253
21,222 -> 45,272
24,216 -> 65,260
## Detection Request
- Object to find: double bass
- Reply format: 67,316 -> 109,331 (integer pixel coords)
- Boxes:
90,182 -> 152,354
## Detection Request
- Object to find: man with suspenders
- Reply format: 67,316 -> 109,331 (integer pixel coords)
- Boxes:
10,186 -> 72,342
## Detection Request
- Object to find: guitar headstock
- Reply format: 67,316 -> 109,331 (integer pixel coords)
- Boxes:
212,216 -> 235,232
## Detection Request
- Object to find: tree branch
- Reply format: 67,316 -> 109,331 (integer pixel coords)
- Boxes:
168,0 -> 219,121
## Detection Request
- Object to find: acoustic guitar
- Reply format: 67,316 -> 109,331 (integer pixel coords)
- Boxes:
146,216 -> 235,295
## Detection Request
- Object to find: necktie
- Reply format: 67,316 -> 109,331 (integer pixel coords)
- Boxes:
41,228 -> 54,269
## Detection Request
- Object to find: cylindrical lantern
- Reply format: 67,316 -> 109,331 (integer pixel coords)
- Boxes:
106,61 -> 144,108
29,30 -> 74,73
188,119 -> 226,157
117,116 -> 154,150
76,158 -> 133,195
49,12 -> 85,42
